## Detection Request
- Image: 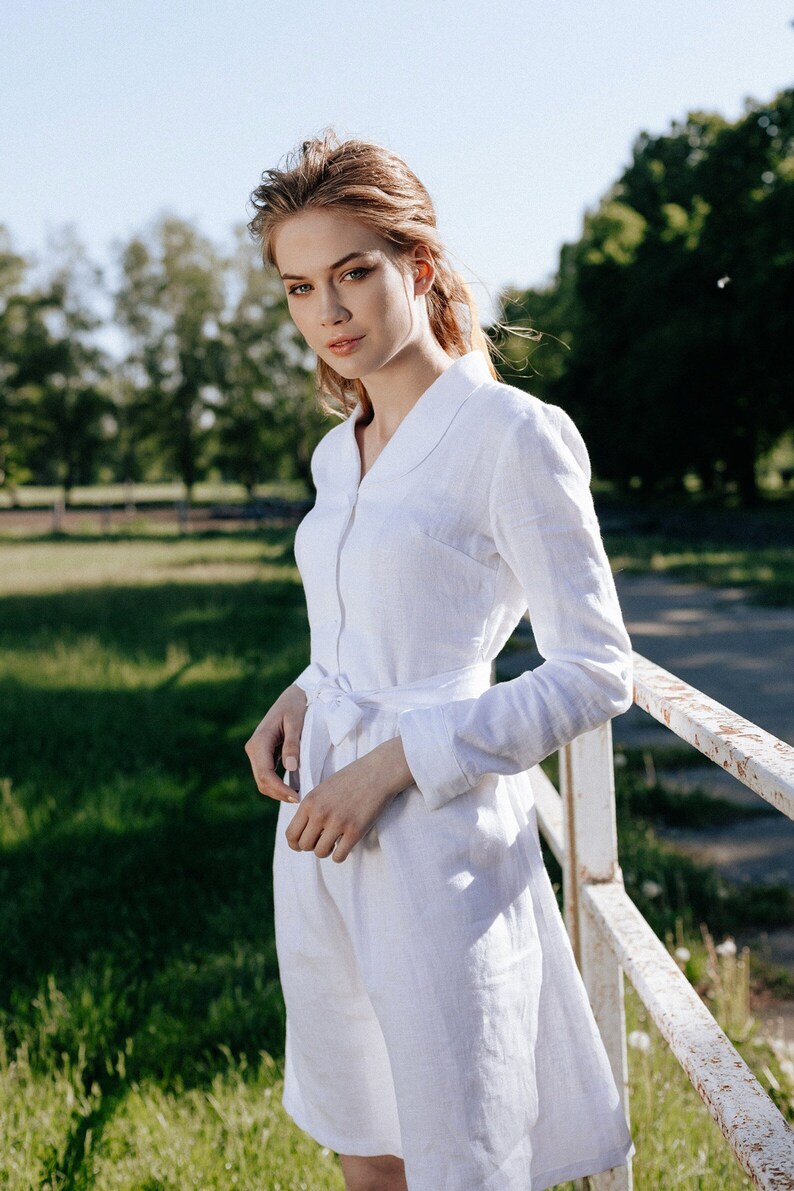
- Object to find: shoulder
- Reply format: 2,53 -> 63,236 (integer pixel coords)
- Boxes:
307,412 -> 351,486
465,375 -> 590,478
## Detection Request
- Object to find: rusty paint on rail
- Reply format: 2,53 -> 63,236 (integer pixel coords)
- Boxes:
535,652 -> 794,1188
632,651 -> 794,819
585,881 -> 794,1189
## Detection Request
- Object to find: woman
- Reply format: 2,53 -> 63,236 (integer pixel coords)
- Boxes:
245,128 -> 635,1191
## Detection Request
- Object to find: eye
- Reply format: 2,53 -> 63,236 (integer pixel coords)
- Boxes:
288,283 -> 311,296
344,267 -> 371,281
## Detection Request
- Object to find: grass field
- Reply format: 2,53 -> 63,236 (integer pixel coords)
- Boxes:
0,531 -> 790,1188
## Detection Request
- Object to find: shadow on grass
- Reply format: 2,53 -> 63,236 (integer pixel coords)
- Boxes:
0,578 -> 311,801
0,556 -> 312,1174
0,576 -> 304,661
0,671 -> 278,802
0,800 -> 292,1186
0,802 -> 286,1069
0,523 -> 308,547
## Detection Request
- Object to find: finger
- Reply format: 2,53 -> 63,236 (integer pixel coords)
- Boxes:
314,827 -> 341,859
331,831 -> 357,863
285,804 -> 309,848
246,723 -> 284,780
255,758 -> 299,804
246,720 -> 281,761
281,720 -> 302,776
294,818 -> 327,852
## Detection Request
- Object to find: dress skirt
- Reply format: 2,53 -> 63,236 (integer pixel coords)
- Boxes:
272,699 -> 635,1190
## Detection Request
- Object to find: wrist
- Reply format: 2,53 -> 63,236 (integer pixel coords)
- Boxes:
374,736 -> 414,795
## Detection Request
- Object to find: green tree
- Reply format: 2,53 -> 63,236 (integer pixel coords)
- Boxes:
496,87 -> 794,503
212,227 -> 324,499
0,227 -> 36,500
1,227 -> 112,502
113,216 -> 226,501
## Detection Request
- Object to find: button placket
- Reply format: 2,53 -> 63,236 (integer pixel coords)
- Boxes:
334,490 -> 360,670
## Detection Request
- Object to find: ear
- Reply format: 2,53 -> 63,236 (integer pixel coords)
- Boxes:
411,245 -> 435,295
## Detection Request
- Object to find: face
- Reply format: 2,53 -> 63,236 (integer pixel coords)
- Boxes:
272,208 -> 433,381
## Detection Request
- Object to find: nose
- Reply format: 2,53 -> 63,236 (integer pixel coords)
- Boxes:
319,287 -> 350,327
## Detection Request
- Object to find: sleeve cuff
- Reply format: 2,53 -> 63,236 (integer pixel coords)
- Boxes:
291,664 -> 314,692
397,703 -> 474,812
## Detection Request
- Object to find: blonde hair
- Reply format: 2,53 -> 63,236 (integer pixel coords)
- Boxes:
247,127 -> 500,418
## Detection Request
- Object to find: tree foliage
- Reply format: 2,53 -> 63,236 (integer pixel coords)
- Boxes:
495,87 -> 794,502
213,226 -> 324,499
0,227 -> 112,502
113,216 -> 227,500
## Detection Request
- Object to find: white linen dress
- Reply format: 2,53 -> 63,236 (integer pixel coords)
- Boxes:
273,349 -> 636,1190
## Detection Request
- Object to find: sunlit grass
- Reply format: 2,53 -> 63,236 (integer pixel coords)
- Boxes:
81,1051 -> 345,1191
2,534 -> 292,594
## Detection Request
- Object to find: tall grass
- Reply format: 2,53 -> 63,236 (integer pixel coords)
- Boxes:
0,533 -> 788,1188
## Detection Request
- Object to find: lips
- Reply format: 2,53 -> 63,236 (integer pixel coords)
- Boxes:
327,336 -> 364,355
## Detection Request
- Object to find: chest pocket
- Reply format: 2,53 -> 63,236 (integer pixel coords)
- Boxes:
375,507 -> 499,617
416,526 -> 499,574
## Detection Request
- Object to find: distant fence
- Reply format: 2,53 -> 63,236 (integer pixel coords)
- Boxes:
0,496 -> 312,535
530,650 -> 794,1189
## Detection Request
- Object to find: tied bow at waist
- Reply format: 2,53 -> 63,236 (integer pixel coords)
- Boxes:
291,660 -> 492,798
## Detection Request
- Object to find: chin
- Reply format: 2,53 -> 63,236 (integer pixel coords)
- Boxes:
324,350 -> 368,375
324,358 -> 360,378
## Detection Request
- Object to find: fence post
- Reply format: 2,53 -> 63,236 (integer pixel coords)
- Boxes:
560,721 -> 632,1190
176,499 -> 189,535
52,493 -> 64,534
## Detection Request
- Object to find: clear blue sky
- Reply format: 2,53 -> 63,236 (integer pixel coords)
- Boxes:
1,0 -> 792,323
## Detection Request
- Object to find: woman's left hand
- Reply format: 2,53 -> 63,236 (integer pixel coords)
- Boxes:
284,735 -> 414,863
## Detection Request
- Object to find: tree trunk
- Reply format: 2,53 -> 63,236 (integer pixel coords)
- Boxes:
728,428 -> 759,506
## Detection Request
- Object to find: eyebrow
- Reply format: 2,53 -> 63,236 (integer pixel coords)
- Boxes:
280,251 -> 374,281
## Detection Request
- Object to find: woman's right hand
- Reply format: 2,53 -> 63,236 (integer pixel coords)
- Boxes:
245,683 -> 308,804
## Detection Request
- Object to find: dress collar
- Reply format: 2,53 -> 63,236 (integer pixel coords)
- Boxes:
344,350 -> 494,491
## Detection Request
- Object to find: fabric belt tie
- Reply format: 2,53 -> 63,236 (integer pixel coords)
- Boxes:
293,659 -> 492,798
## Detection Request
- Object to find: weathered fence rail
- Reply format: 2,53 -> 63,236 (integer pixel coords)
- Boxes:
530,649 -> 794,1190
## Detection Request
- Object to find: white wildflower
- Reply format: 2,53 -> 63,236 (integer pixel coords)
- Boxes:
627,1030 -> 652,1054
674,946 -> 691,963
641,879 -> 663,899
715,938 -> 737,957
779,1059 -> 794,1084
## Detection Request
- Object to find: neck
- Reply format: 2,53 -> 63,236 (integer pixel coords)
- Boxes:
360,340 -> 458,441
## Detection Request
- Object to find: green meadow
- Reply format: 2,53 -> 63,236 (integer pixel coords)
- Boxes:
0,529 -> 788,1188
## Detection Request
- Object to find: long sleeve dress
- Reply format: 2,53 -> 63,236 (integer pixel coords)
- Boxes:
272,348 -> 636,1190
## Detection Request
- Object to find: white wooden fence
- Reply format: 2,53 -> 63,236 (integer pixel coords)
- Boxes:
529,649 -> 794,1189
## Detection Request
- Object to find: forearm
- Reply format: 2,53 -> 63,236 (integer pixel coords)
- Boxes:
369,734 -> 415,797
